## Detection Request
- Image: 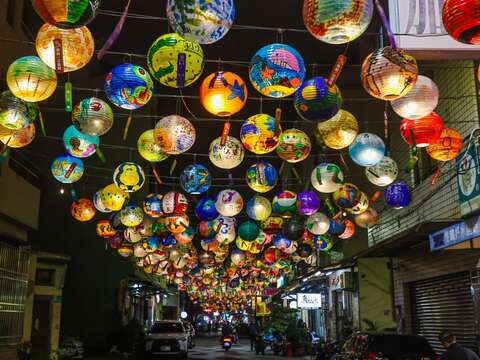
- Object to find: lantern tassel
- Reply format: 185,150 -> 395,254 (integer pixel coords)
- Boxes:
70,189 -> 78,202
169,158 -> 177,175
327,54 -> 347,87
95,145 -> 107,163
432,165 -> 443,185
38,111 -> 46,136
370,191 -> 381,204
153,167 -> 162,185
220,121 -> 231,147
374,0 -> 397,49
291,167 -> 302,184
123,112 -> 132,141
274,108 -> 282,133
65,81 -> 73,112
97,0 -> 131,60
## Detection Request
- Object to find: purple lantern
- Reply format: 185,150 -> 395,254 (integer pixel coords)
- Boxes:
384,182 -> 410,209
296,191 -> 321,215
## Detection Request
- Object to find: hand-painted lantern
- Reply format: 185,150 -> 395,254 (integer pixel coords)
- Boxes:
209,136 -> 244,169
276,128 -> 311,163
166,214 -> 190,234
264,247 -> 281,264
96,219 -> 116,238
118,243 -> 134,257
306,213 -> 330,235
317,109 -> 359,150
51,154 -> 84,183
113,162 -> 145,193
108,234 -> 122,249
100,184 -> 129,212
195,197 -> 218,220
400,112 -> 444,147
215,189 -> 243,217
0,91 -> 38,130
442,0 -> 480,44
246,161 -> 278,193
328,219 -> 346,235
349,133 -> 385,167
354,208 -> 379,228
261,216 -> 284,235
346,192 -> 369,215
338,219 -> 355,240
154,115 -> 196,155
240,114 -> 281,154
63,125 -> 98,158
426,128 -> 463,161
296,191 -> 320,215
0,123 -> 35,148
200,72 -> 247,116
272,190 -> 298,218
238,220 -> 260,242
143,193 -> 163,218
72,97 -> 113,136
137,129 -> 169,163
231,250 -> 246,267
246,195 -> 272,221
384,182 -> 411,209
365,156 -> 398,187
180,164 -> 212,194
31,0 -> 100,28
119,205 -> 144,227
198,220 -> 216,239
71,198 -> 96,222
214,215 -> 237,243
333,183 -> 361,209
93,191 -> 111,213
311,163 -> 344,193
273,233 -> 291,251
162,191 -> 189,215
314,235 -> 333,252
175,226 -> 195,245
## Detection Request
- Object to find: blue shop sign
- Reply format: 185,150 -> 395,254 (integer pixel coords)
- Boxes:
429,215 -> 480,251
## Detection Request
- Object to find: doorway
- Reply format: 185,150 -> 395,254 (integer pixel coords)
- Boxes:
31,296 -> 51,360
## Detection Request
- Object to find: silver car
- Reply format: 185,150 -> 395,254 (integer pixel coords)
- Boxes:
145,320 -> 188,359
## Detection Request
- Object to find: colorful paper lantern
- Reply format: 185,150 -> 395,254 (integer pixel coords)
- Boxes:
162,191 -> 189,215
238,220 -> 260,242
354,207 -> 378,228
306,213 -> 330,235
384,182 -> 411,209
276,128 -> 311,163
118,243 -> 134,257
175,226 -> 195,245
119,205 -> 144,227
166,214 -> 190,234
249,43 -> 305,98
31,0 -> 100,29
0,123 -> 35,148
180,164 -> 212,194
240,114 -> 281,154
365,156 -> 398,187
147,33 -> 204,88
154,115 -> 196,155
209,136 -> 244,169
105,63 -> 154,110
246,195 -> 272,221
328,219 -> 346,235
246,162 -> 278,193
273,233 -> 292,250
391,76 -> 439,120
349,133 -> 385,167
272,191 -> 298,218
303,0 -> 373,44
195,197 -> 219,220
314,235 -> 333,252
215,189 -> 243,217
198,220 -> 217,238
113,162 -> 145,193
93,191 -> 111,213
100,184 -> 129,212
7,56 -> 57,102
338,219 -> 355,240
200,72 -> 247,116
231,250 -> 246,266
143,193 -> 163,218
442,0 -> 480,44
72,97 -> 113,136
426,128 -> 463,162
96,219 -> 115,238
51,154 -> 84,183
296,191 -> 320,216
361,46 -> 418,101
346,192 -> 369,215
317,109 -> 359,150
0,91 -> 38,130
333,183 -> 361,209
400,112 -> 444,148
294,76 -> 342,122
311,163 -> 345,193
214,215 -> 237,243
70,198 -> 96,222
137,129 -> 169,163
63,125 -> 98,158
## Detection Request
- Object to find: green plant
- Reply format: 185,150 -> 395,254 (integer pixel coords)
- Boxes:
362,318 -> 379,332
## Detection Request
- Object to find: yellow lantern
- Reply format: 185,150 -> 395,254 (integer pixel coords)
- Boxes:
317,110 -> 359,149
100,184 -> 130,211
426,128 -> 463,162
0,123 -> 35,148
200,72 -> 247,117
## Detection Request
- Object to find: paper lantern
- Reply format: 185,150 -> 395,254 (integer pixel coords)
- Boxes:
365,156 -> 398,187
198,220 -> 216,238
180,164 -> 212,194
346,192 -> 369,215
162,191 -> 189,215
338,219 -> 355,240
143,193 -> 163,218
246,195 -> 272,221
0,123 -> 35,148
119,205 -> 144,227
249,43 -> 305,98
36,23 -> 94,72
51,154 -> 84,183
333,183 -> 361,209
32,0 -> 100,28
195,197 -> 218,220
231,250 -> 246,266
209,136 -> 244,169
276,128 -> 311,163
349,133 -> 385,167
238,221 -> 260,242
391,76 -> 439,120
311,163 -> 345,193
240,114 -> 281,154
303,0 -> 373,44
0,91 -> 38,130
306,213 -> 330,235
264,247 -> 281,263
7,56 -> 57,102
118,243 -> 134,257
354,207 -> 378,228
361,46 -> 418,101
328,219 -> 346,235
113,162 -> 145,193
166,214 -> 190,234
70,199 -> 95,222
215,189 -> 243,216
137,129 -> 169,163
105,63 -> 154,110
385,182 -> 411,209
100,184 -> 129,212
63,125 -> 98,158
96,219 -> 115,238
294,76 -> 342,122
175,226 -> 195,245
314,235 -> 333,252
273,233 -> 291,250
147,33 -> 204,88
93,191 -> 111,213
72,97 -> 113,136
317,110 -> 359,150
296,191 -> 320,215
272,191 -> 298,218
246,162 -> 278,193
426,128 -> 463,162
443,0 -> 480,44
154,115 -> 196,155
200,72 -> 247,116
108,235 -> 122,249
214,215 -> 237,243
400,112 -> 444,148
166,0 -> 235,44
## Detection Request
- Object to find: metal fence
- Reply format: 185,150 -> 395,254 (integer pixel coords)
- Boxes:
0,242 -> 30,345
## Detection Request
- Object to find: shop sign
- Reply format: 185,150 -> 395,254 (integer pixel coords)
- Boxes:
457,135 -> 480,216
297,293 -> 322,309
429,215 -> 480,251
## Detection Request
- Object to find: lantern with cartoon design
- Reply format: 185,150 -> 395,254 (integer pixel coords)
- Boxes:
200,72 -> 247,116
317,110 -> 359,150
162,191 -> 189,215
209,136 -> 244,169
100,184 -> 129,212
113,162 -> 145,193
246,161 -> 278,193
51,154 -> 84,183
154,115 -> 196,155
72,97 -> 114,136
71,198 -> 96,222
215,189 -> 243,217
143,193 -> 163,218
0,123 -> 36,148
240,114 -> 281,154
311,163 -> 344,193
137,129 -> 169,163
276,128 -> 311,163
63,125 -> 98,158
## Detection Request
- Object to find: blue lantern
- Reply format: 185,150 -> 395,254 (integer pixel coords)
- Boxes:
63,125 -> 99,158
51,154 -> 84,184
180,164 -> 212,194
246,161 -> 279,193
273,233 -> 292,250
328,219 -> 346,235
162,234 -> 177,247
195,197 -> 218,220
349,133 -> 385,167
384,182 -> 410,209
146,236 -> 160,252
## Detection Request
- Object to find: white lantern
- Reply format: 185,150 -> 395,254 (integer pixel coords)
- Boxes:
365,156 -> 398,187
306,213 -> 330,235
391,76 -> 439,120
311,163 -> 345,193
215,189 -> 243,216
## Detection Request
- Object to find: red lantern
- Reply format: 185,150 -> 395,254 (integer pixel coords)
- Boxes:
400,112 -> 444,147
443,0 -> 480,45
338,219 -> 355,240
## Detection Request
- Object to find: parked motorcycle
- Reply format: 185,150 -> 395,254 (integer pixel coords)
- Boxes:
222,335 -> 233,351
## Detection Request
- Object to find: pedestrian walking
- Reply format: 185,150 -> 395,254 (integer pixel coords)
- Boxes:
248,322 -> 259,351
439,331 -> 480,360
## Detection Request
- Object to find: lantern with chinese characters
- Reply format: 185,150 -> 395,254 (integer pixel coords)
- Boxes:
391,76 -> 439,119
385,182 -> 411,209
166,214 -> 190,234
246,195 -> 272,221
36,23 -> 94,72
311,163 -> 344,193
296,191 -> 320,216
442,0 -> 480,44
354,207 -> 378,228
346,192 -> 369,215
0,91 -> 38,130
180,164 -> 212,194
426,128 -> 463,161
246,162 -> 278,193
63,125 -> 98,158
70,199 -> 96,222
240,114 -> 281,154
272,191 -> 298,218
365,156 -> 398,187
303,0 -> 374,44
400,112 -> 444,147
317,109 -> 359,150
32,0 -> 100,28
249,43 -> 305,98
96,219 -> 115,238
51,154 -> 84,183
0,123 -> 35,148
119,205 -> 144,227
147,33 -> 204,88
195,197 -> 218,220
209,136 -> 244,169
238,220 -> 260,242
200,72 -> 247,116
100,184 -> 129,212
215,189 -> 243,217
306,213 -> 330,235
339,219 -> 355,239
105,64 -> 154,110
113,162 -> 145,193
7,56 -> 57,102
349,133 -> 385,167
333,183 -> 361,209
276,128 -> 311,163
361,46 -> 418,100
72,97 -> 113,136
294,76 -> 342,122
137,129 -> 169,163
154,115 -> 196,155
162,191 -> 189,215
143,193 -> 163,218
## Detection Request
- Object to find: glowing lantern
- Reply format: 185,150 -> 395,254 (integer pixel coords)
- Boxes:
385,182 -> 411,209
231,250 -> 246,266
338,219 -> 355,240
240,114 -> 281,154
365,156 -> 398,187
294,77 -> 342,122
317,110 -> 359,150
63,125 -> 98,158
31,0 -> 100,28
333,183 -> 361,209
426,128 -> 463,161
214,215 -> 237,243
96,219 -> 115,238
137,129 -> 169,163
442,0 -> 480,44
51,154 -> 84,183
113,162 -> 145,193
72,97 -> 113,136
0,91 -> 38,130
180,164 -> 212,194
162,191 -> 189,215
93,191 -> 111,213
118,243 -> 134,257
272,191 -> 298,218
296,191 -> 320,216
354,208 -> 378,228
143,193 -> 163,218
166,214 -> 190,234
249,43 -> 305,98
215,189 -> 243,217
246,195 -> 272,221
105,64 -> 154,110
154,115 -> 196,155
200,72 -> 247,116
264,247 -> 281,263
391,76 -> 439,120
0,123 -> 35,148
303,0 -> 373,44
147,33 -> 204,88
209,136 -> 244,169
238,221 -> 260,242
36,23 -> 94,72
261,216 -> 284,235
195,197 -> 218,221
347,192 -> 369,215
119,205 -> 144,227
306,213 -> 330,235
276,129 -> 311,163
400,113 -> 444,148
361,46 -> 418,101
246,162 -> 278,193
7,56 -> 57,102
175,227 -> 195,245
100,184 -> 129,212
349,133 -> 385,167
311,163 -> 344,193
70,199 -> 95,222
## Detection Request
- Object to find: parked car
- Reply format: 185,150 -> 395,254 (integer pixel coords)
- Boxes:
145,320 -> 188,359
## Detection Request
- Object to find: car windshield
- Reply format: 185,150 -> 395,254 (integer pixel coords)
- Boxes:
151,322 -> 184,333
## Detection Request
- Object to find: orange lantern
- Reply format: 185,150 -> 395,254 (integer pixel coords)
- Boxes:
400,112 -> 444,148
96,219 -> 116,238
70,198 -> 96,222
426,128 -> 463,161
200,72 -> 247,117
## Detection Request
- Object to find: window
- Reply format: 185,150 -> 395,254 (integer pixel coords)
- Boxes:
35,269 -> 55,286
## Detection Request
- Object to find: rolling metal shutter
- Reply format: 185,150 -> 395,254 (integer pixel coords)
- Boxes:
411,271 -> 477,353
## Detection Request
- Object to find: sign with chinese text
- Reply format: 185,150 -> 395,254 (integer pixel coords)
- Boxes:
297,293 -> 322,309
429,215 -> 480,251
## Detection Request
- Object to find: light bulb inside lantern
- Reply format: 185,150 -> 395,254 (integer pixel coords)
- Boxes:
207,94 -> 226,115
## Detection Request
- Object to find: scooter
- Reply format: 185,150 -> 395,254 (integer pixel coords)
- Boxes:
222,336 -> 233,351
